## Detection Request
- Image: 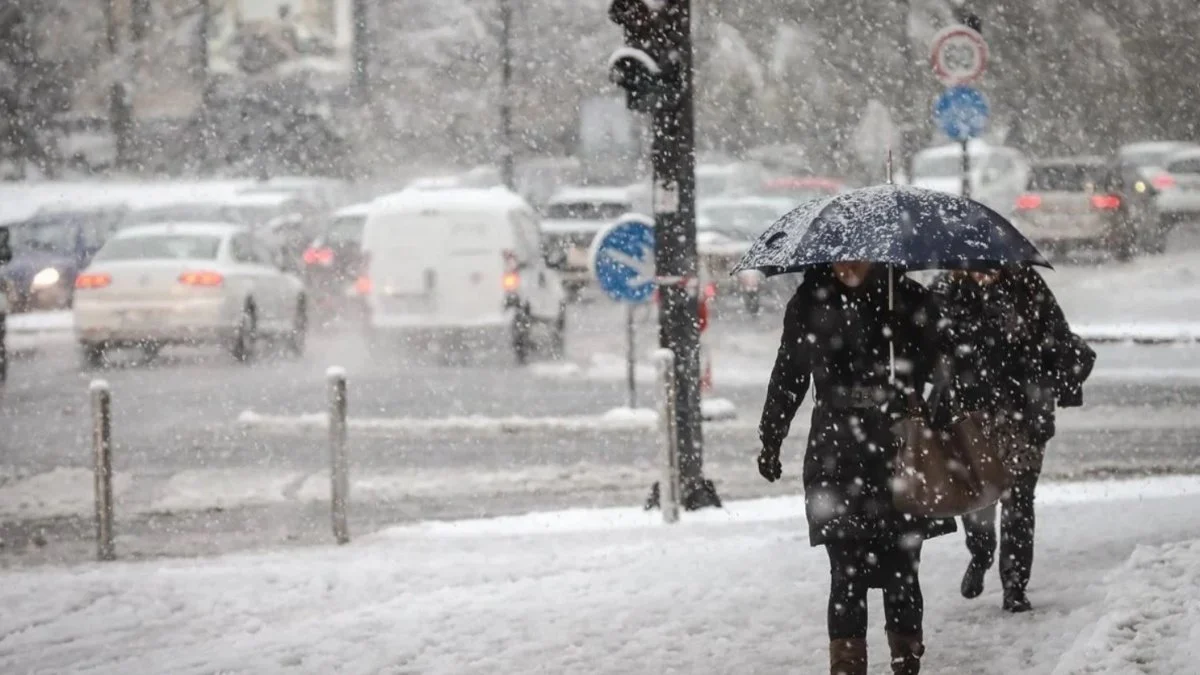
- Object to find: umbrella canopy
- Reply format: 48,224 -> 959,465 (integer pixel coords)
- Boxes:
733,184 -> 1049,276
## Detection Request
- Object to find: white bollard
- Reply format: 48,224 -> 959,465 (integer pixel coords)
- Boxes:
90,379 -> 115,561
654,349 -> 681,524
327,366 -> 350,545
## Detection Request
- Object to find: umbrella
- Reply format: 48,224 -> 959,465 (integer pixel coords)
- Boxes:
732,183 -> 1049,382
731,184 -> 1049,277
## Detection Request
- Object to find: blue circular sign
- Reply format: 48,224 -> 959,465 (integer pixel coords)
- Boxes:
589,214 -> 656,303
933,85 -> 990,141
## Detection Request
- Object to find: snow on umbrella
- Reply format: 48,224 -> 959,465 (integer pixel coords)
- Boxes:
732,184 -> 1049,276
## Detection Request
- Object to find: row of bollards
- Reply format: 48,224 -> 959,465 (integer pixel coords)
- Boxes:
86,366 -> 354,561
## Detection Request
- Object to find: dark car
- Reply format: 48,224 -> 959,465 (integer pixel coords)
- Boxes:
1,206 -> 129,312
1012,157 -> 1138,261
302,202 -> 369,325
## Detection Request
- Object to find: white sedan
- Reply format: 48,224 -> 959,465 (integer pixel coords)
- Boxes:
73,222 -> 307,366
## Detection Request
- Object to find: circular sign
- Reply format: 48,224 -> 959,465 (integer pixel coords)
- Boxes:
930,26 -> 988,86
589,214 -> 657,303
933,86 -> 990,141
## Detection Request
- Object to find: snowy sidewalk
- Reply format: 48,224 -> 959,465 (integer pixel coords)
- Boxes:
2,476 -> 1200,674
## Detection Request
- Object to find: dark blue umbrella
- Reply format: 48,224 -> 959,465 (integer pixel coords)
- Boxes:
732,184 -> 1049,276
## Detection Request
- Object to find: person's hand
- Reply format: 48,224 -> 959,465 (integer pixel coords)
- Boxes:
758,445 -> 782,482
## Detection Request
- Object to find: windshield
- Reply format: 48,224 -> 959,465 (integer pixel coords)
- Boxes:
94,234 -> 222,261
544,202 -> 629,220
699,204 -> 782,238
325,215 -> 365,245
1028,164 -> 1113,192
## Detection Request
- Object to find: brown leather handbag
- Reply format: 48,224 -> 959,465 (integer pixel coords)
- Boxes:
891,402 -> 1014,519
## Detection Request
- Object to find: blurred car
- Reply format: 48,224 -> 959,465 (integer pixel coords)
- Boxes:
696,162 -> 769,198
236,176 -> 349,211
303,201 -> 369,325
1012,157 -> 1137,261
911,142 -> 1030,216
697,196 -> 793,314
359,189 -> 566,364
1116,141 -> 1200,251
0,206 -> 129,312
1153,147 -> 1200,231
756,176 -> 846,203
540,187 -> 632,297
73,222 -> 306,366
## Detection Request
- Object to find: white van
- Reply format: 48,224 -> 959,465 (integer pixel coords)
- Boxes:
912,141 -> 1030,216
360,188 -> 566,363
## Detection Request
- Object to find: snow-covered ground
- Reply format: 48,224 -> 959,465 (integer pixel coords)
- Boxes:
2,476 -> 1199,674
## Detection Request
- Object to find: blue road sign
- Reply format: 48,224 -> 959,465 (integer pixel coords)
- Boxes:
933,85 -> 990,141
590,214 -> 656,303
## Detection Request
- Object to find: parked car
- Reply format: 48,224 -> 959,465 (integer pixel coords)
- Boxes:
911,141 -> 1030,216
0,206 -> 129,312
1012,157 -> 1137,261
540,187 -> 633,298
1153,148 -> 1200,231
359,188 -> 566,364
1116,141 -> 1200,251
73,222 -> 307,366
303,201 -> 369,325
696,196 -> 793,314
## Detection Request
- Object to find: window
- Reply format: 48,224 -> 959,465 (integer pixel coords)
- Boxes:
325,215 -> 365,246
230,234 -> 259,264
1028,164 -> 1113,192
510,211 -> 542,261
93,235 -> 222,261
1168,157 -> 1200,175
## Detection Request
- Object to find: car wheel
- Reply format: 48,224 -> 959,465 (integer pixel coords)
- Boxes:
80,342 -> 106,370
230,304 -> 257,364
512,306 -> 532,366
286,299 -> 307,357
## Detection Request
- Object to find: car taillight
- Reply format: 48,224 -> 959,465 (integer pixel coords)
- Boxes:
75,273 -> 111,289
179,270 -> 224,287
502,271 -> 520,292
1015,194 -> 1042,210
1090,194 -> 1122,210
703,281 -> 718,300
354,275 -> 373,295
1152,173 -> 1176,190
303,246 -> 334,266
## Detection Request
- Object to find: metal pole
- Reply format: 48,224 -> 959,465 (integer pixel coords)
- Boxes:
327,367 -> 350,544
961,138 -> 971,199
352,0 -> 369,101
499,0 -> 514,189
626,304 -> 636,408
655,349 -> 680,523
90,379 -> 115,561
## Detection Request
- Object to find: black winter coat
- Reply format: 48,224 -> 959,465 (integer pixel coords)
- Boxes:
759,267 -> 956,547
928,267 -> 1095,446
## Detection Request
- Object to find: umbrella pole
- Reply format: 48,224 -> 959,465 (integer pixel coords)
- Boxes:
888,264 -> 896,384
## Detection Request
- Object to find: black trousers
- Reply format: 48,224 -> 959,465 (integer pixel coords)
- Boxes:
963,462 -> 1043,593
825,539 -> 923,640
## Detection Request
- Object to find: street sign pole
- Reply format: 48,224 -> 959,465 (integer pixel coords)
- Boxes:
626,303 -> 636,408
961,139 -> 971,199
590,215 -> 656,415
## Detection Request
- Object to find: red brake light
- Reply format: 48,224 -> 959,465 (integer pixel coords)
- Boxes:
1015,194 -> 1042,211
1152,173 -> 1176,190
354,275 -> 373,295
703,281 -> 718,300
75,273 -> 111,290
303,246 -> 334,266
179,270 -> 224,287
1090,194 -> 1122,210
502,271 -> 520,292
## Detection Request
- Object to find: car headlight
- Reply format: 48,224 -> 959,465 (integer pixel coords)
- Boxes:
31,267 -> 61,288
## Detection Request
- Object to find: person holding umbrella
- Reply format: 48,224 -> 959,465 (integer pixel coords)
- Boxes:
929,265 -> 1094,613
737,184 -> 1049,675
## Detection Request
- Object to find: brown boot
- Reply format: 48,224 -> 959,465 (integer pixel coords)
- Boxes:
830,638 -> 867,675
887,631 -> 925,675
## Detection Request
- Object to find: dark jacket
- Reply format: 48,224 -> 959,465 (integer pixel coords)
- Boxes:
759,267 -> 956,547
928,266 -> 1095,445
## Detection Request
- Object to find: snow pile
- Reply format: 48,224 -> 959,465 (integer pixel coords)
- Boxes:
1053,539 -> 1200,674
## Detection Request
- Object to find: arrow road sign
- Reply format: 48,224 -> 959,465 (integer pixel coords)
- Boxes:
933,85 -> 990,142
930,25 -> 988,87
590,214 -> 657,303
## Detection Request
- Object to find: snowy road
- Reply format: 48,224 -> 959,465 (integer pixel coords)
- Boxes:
1,477 -> 1199,674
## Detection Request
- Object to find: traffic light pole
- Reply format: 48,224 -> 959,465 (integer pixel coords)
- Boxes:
650,0 -> 719,510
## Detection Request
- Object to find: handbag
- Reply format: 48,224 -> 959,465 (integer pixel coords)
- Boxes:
891,398 -> 1014,519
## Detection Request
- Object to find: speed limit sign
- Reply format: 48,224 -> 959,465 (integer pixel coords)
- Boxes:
930,26 -> 988,86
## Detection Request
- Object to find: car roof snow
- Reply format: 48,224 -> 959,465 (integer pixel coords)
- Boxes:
115,222 -> 244,238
